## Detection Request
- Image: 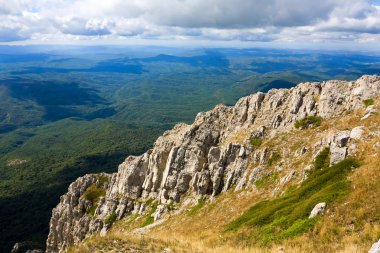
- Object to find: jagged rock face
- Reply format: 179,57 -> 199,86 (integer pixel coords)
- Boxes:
46,174 -> 110,253
46,75 -> 380,253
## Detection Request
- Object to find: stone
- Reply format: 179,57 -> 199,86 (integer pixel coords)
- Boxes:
335,131 -> 350,148
369,239 -> 380,253
361,105 -> 378,120
309,203 -> 326,218
153,205 -> 167,221
299,146 -> 307,155
280,170 -> 296,185
350,126 -> 365,140
330,143 -> 347,166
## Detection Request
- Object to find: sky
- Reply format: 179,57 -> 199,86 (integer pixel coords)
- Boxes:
1,0 -> 380,48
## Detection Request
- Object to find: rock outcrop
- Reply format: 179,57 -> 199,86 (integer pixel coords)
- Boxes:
369,239 -> 380,253
309,202 -> 326,218
46,75 -> 380,253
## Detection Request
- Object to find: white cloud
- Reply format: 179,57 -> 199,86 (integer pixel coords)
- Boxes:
0,0 -> 380,45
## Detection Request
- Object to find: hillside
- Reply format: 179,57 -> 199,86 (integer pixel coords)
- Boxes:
45,75 -> 380,253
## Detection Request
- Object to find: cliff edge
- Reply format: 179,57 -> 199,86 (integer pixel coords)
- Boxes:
46,75 -> 380,253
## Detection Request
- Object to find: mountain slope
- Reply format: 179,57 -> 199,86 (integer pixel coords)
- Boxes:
46,75 -> 380,253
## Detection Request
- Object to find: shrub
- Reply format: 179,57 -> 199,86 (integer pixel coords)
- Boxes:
363,99 -> 374,107
104,212 -> 117,226
225,156 -> 359,245
294,116 -> 322,129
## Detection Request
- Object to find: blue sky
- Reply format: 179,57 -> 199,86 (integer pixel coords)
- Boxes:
1,0 -> 380,48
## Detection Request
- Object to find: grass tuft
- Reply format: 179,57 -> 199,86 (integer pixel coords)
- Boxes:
313,147 -> 330,170
249,138 -> 263,149
82,184 -> 106,204
141,203 -> 158,227
104,212 -> 117,226
266,152 -> 281,167
295,116 -> 322,129
86,204 -> 98,216
188,198 -> 206,216
82,184 -> 106,216
363,99 -> 375,107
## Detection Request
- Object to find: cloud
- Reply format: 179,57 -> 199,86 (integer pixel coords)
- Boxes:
59,18 -> 112,36
0,0 -> 380,44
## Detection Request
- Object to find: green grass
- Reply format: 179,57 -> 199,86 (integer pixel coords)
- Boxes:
363,99 -> 375,107
313,147 -> 330,170
86,204 -> 98,216
82,184 -> 106,204
97,175 -> 109,188
104,212 -> 118,226
141,203 -> 158,227
294,116 -> 322,129
249,138 -> 263,149
188,198 -> 206,216
225,149 -> 359,245
255,172 -> 279,189
266,152 -> 281,167
127,213 -> 140,223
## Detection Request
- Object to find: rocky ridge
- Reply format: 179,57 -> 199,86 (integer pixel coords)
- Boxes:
46,75 -> 380,253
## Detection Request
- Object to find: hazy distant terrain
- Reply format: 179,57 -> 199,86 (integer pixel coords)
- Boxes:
0,45 -> 379,252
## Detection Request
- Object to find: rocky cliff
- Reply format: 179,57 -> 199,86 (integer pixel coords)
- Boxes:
46,75 -> 380,253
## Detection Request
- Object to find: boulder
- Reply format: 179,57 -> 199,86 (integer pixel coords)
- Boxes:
309,202 -> 326,218
369,239 -> 380,253
350,126 -> 365,140
330,143 -> 347,166
335,131 -> 350,148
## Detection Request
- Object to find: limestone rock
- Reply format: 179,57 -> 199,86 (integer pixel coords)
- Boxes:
46,75 -> 380,253
153,205 -> 167,221
330,143 -> 347,166
362,105 -> 378,120
350,126 -> 365,140
280,170 -> 296,185
335,131 -> 350,148
369,239 -> 380,253
309,202 -> 326,218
